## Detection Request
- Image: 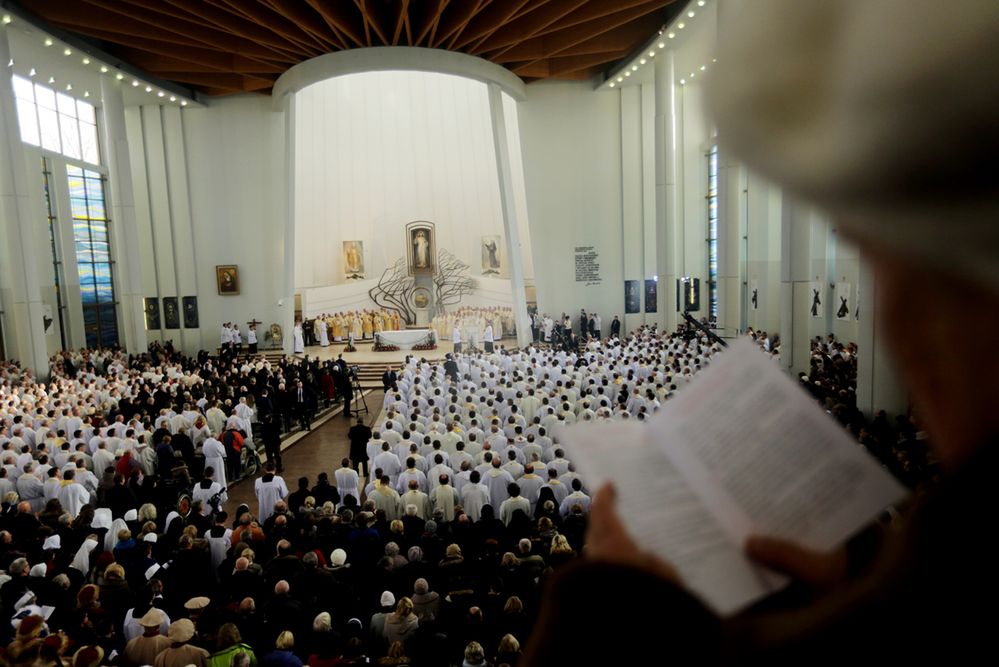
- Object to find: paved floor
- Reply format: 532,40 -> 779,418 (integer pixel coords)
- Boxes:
223,396 -> 380,516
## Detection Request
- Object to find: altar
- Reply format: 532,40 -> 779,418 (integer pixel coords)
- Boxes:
375,328 -> 437,350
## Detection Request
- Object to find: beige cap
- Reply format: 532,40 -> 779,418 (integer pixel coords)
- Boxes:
167,618 -> 195,643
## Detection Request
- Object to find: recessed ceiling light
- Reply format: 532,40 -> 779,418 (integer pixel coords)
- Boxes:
678,22 -> 685,29
63,48 -> 72,56
712,58 -> 717,63
115,73 -> 124,80
658,42 -> 665,48
690,73 -> 695,79
132,79 -> 139,86
609,82 -> 615,88
44,37 -> 53,47
649,51 -> 655,57
668,32 -> 676,39
180,100 -> 187,106
688,11 -> 696,18
700,65 -> 706,71
28,68 -> 35,76
640,59 -> 646,65
82,57 -> 90,65
698,0 -> 705,6
157,91 -> 164,97
100,65 -> 109,73
169,96 -> 176,102
144,85 -> 152,92
631,65 -> 638,71
2,15 -> 12,24
84,91 -> 90,97
616,76 -> 623,82
48,76 -> 55,83
625,71 -> 631,77
65,83 -> 72,91
680,79 -> 686,85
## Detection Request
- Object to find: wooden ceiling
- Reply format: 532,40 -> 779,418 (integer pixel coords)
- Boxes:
14,0 -> 680,95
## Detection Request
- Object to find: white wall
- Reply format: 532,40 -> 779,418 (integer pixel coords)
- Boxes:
293,71 -> 526,290
519,80 -> 624,331
125,95 -> 287,353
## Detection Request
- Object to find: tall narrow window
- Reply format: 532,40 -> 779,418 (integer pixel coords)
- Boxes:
68,165 -> 118,347
41,158 -> 68,350
11,75 -> 101,165
707,144 -> 719,321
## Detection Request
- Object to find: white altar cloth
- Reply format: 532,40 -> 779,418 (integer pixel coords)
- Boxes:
376,329 -> 437,350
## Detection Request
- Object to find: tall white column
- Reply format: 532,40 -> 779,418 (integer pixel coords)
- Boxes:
716,149 -> 741,337
100,76 -> 147,354
0,29 -> 49,374
778,196 -> 812,374
655,50 -> 681,331
856,256 -> 908,418
487,83 -> 532,348
281,94 -> 297,353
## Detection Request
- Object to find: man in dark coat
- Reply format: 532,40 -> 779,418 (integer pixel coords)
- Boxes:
348,417 -> 372,477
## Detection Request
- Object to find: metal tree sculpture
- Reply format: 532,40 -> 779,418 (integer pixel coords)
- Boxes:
434,249 -> 475,315
368,258 -> 418,325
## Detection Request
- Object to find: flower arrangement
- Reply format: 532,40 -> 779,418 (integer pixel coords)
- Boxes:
373,343 -> 399,352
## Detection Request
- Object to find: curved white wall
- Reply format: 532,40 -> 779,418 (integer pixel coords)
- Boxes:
294,70 -> 523,291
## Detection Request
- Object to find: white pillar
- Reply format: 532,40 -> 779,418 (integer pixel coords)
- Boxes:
0,29 -> 49,374
100,76 -> 147,354
856,256 -> 908,418
716,148 -> 741,337
487,83 -> 532,348
281,94 -> 297,353
655,50 -> 681,331
779,196 -> 811,374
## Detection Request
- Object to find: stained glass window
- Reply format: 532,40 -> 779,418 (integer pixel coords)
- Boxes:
67,165 -> 117,347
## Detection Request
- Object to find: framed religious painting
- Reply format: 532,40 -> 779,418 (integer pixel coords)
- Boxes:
644,279 -> 658,313
163,297 -> 180,329
144,297 -> 160,330
216,265 -> 239,295
343,241 -> 365,280
182,296 -> 199,328
481,235 -> 501,276
406,221 -> 436,275
624,280 -> 640,314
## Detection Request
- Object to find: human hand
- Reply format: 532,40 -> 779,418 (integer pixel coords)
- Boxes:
587,482 -> 681,584
745,535 -> 847,590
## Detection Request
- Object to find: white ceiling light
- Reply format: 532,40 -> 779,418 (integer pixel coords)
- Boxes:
28,67 -> 35,76
84,91 -> 90,97
100,65 -> 108,73
678,22 -> 685,29
65,83 -> 72,91
115,72 -> 124,80
668,32 -> 676,39
157,91 -> 164,97
609,82 -> 615,88
6,58 -> 11,67
48,76 -> 55,83
131,79 -> 139,86
616,76 -> 623,82
625,71 -> 631,77
698,0 -> 705,6
658,41 -> 665,48
712,58 -> 717,63
631,64 -> 638,71
144,85 -> 152,92
44,37 -> 53,47
180,100 -> 187,106
63,47 -> 72,56
649,51 -> 655,57
700,65 -> 707,71
688,11 -> 696,18
169,96 -> 176,102
82,57 -> 90,65
640,58 -> 646,65
2,14 -> 12,24
680,78 -> 686,85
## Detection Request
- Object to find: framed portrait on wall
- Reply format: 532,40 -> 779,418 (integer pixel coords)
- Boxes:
144,297 -> 160,330
343,241 -> 365,280
644,279 -> 658,313
216,265 -> 239,295
625,280 -> 640,314
163,297 -> 180,329
406,221 -> 436,275
182,296 -> 199,328
481,235 -> 501,276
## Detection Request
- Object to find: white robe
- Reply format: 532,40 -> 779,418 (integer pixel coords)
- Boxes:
334,467 -> 360,504
318,319 -> 329,347
202,438 -> 227,489
293,324 -> 305,353
192,480 -> 226,516
431,485 -> 458,521
460,483 -> 490,522
58,481 -> 90,518
254,475 -> 289,522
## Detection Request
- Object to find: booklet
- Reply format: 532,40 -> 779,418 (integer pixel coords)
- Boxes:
559,337 -> 907,615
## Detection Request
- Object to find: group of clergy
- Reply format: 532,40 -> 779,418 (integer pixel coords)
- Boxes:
309,309 -> 402,347
432,307 -> 515,343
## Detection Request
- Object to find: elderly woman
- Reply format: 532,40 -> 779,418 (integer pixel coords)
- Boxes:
382,597 -> 419,648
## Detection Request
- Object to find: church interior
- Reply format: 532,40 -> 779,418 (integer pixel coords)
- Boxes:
0,0 -> 992,665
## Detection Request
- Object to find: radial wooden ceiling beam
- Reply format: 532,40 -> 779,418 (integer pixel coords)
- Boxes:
521,48 -> 630,78
158,0 -> 312,59
212,0 -> 326,55
303,0 -> 367,49
470,0 -> 587,56
354,0 -> 391,46
498,17 -> 659,63
412,0 -> 449,46
118,50 -> 287,75
392,0 -> 410,46
154,70 -> 275,92
431,0 -> 488,49
449,0 -> 531,51
259,0 -> 347,51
